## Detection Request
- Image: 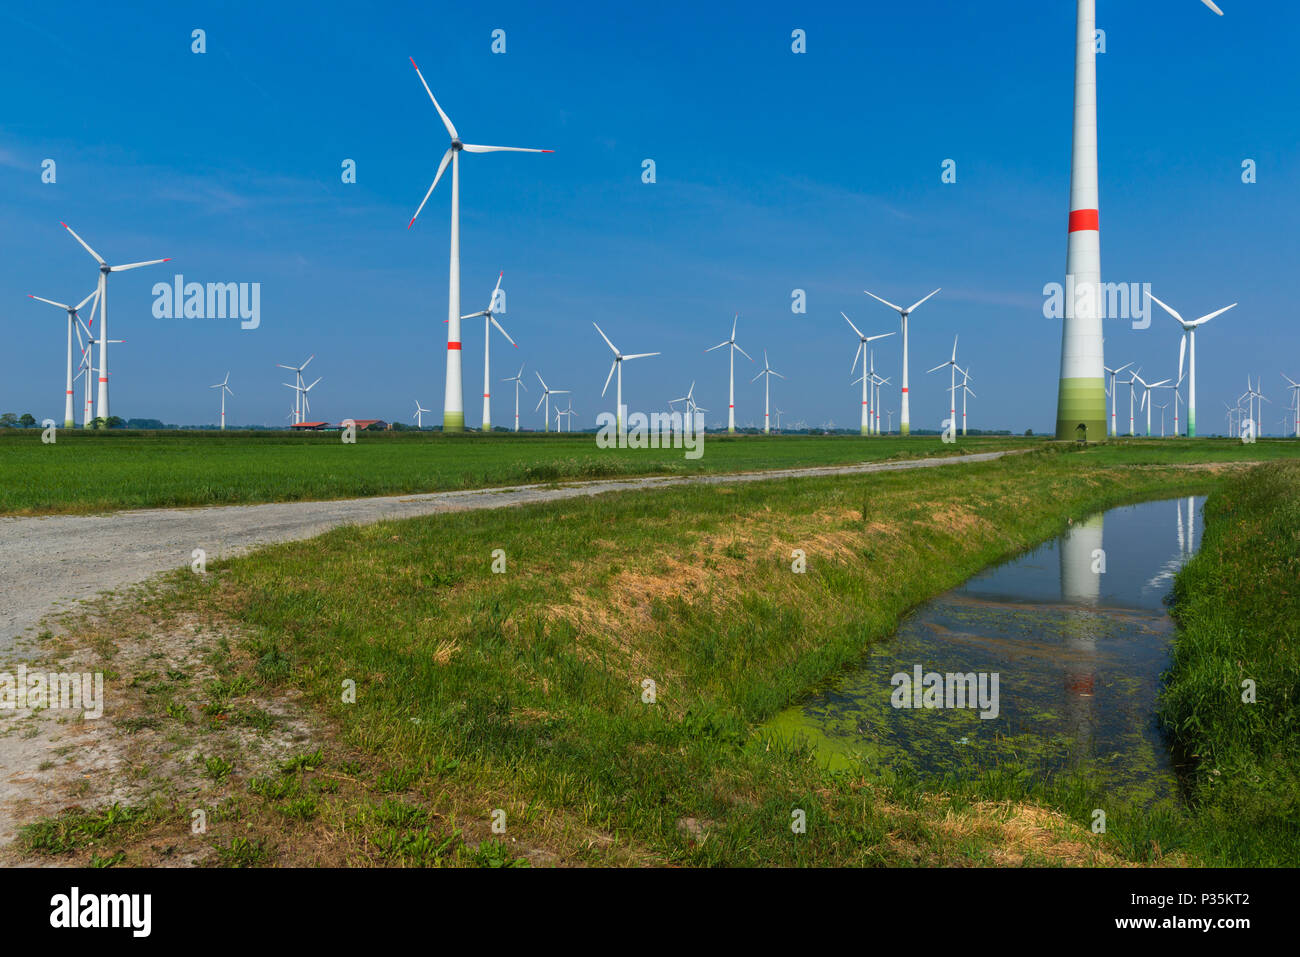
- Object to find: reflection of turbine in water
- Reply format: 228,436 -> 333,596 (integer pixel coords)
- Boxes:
1146,497 -> 1199,591
1060,513 -> 1103,604
1059,512 -> 1103,757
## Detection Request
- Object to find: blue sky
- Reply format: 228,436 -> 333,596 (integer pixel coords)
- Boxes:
1,1 -> 1295,432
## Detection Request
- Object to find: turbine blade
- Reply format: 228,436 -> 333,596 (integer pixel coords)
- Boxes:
490,316 -> 517,347
851,341 -> 863,374
1146,291 -> 1186,325
409,57 -> 458,139
76,288 -> 99,311
704,341 -> 729,352
925,361 -> 948,374
460,144 -> 553,154
592,322 -> 619,355
1178,336 -> 1187,382
734,344 -> 753,362
601,360 -> 617,396
409,148 -> 454,229
863,289 -> 903,313
1191,303 -> 1237,326
906,288 -> 941,313
61,223 -> 106,265
840,311 -> 865,339
535,371 -> 548,390
28,295 -> 69,310
1200,0 -> 1224,15
622,352 -> 659,360
110,258 -> 170,272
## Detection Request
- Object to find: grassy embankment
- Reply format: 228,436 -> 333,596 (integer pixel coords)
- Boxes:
1159,460 -> 1300,866
0,430 -> 1028,516
21,445 -> 1287,867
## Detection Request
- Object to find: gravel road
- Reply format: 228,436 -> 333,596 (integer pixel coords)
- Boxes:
0,449 -> 1019,648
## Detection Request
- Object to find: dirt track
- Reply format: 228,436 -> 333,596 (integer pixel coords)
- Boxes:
0,449 -> 1019,647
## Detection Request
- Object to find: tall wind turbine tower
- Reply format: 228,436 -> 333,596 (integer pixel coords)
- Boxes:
1054,0 -> 1224,439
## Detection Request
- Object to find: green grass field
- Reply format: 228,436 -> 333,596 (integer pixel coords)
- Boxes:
22,445 -> 1300,866
0,429 -> 1029,516
3,428 -> 1296,517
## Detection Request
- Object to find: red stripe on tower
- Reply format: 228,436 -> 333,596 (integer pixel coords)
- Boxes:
447,342 -> 461,350
1068,209 -> 1099,232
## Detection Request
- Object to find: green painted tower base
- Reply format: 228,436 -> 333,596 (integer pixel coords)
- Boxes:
1054,377 -> 1106,441
443,411 -> 464,433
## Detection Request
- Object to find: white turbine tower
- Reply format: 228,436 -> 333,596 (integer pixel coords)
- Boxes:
595,322 -> 659,434
1155,402 -> 1170,437
61,223 -> 170,425
926,335 -> 961,438
461,271 -> 517,431
29,288 -> 98,428
863,288 -> 940,437
959,367 -> 976,436
1281,374 -> 1300,438
1122,368 -> 1143,437
841,312 -> 894,435
276,355 -> 315,425
406,57 -> 552,433
774,407 -> 784,431
413,400 -> 431,429
750,351 -> 784,435
1103,361 -> 1132,437
533,372 -> 568,433
1053,1 -> 1224,440
502,364 -> 527,432
210,372 -> 233,430
704,314 -> 753,434
1146,292 -> 1237,438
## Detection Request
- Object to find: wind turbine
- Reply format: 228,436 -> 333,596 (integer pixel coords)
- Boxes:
926,335 -> 962,438
1053,1 -> 1225,440
841,312 -> 894,435
774,407 -> 784,431
704,313 -> 753,434
595,322 -> 659,434
283,376 -> 322,420
1281,374 -> 1300,438
750,351 -> 785,434
502,364 -> 527,433
1241,376 -> 1268,435
1155,401 -> 1170,438
533,372 -> 568,433
863,287 -> 940,437
210,373 -> 233,430
560,398 -> 576,433
406,57 -> 552,433
460,271 -> 517,431
885,409 -> 895,434
413,400 -> 431,429
277,355 -> 315,424
959,367 -> 976,436
1122,367 -> 1143,437
1103,361 -> 1133,437
61,223 -> 170,424
1146,291 -> 1237,438
28,288 -> 99,428
1134,372 -> 1171,437
866,349 -> 889,435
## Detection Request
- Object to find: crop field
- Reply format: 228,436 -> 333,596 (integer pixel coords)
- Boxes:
3,429 -> 1297,517
0,430 -> 1031,516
